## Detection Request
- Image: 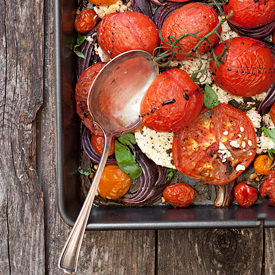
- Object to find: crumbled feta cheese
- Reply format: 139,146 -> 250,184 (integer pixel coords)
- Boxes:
246,108 -> 262,129
218,142 -> 232,162
236,164 -> 245,172
229,140 -> 240,148
241,141 -> 246,148
248,140 -> 252,146
135,126 -> 175,169
94,0 -> 128,19
94,44 -> 111,62
212,84 -> 244,104
221,21 -> 239,41
223,131 -> 228,135
257,133 -> 275,154
240,127 -> 244,132
263,113 -> 275,128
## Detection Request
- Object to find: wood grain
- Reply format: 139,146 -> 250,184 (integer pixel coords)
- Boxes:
0,0 -> 45,274
157,228 -> 264,275
265,228 -> 275,275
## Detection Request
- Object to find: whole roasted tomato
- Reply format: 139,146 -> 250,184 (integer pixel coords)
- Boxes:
161,2 -> 220,60
74,9 -> 98,34
234,182 -> 258,208
75,62 -> 105,136
270,104 -> 275,125
140,69 -> 204,132
163,183 -> 195,207
98,165 -> 131,200
173,103 -> 257,185
91,134 -> 115,156
260,170 -> 275,206
97,11 -> 159,58
210,37 -> 275,97
88,0 -> 116,5
224,0 -> 275,29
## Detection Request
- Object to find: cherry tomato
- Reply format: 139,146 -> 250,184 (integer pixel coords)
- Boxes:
172,103 -> 257,185
234,182 -> 258,208
75,63 -> 105,136
97,12 -> 159,58
161,3 -> 220,60
224,0 -> 275,29
254,155 -> 273,175
88,0 -> 117,6
140,69 -> 204,132
260,170 -> 275,206
74,9 -> 98,34
210,37 -> 275,97
270,104 -> 275,125
98,165 -> 131,200
163,183 -> 195,207
91,134 -> 115,156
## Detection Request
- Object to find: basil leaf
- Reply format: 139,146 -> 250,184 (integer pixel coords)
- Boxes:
115,141 -> 142,179
78,166 -> 91,176
204,83 -> 220,109
262,127 -> 275,143
73,34 -> 86,59
267,149 -> 275,159
74,49 -> 85,59
165,168 -> 176,182
117,133 -> 137,147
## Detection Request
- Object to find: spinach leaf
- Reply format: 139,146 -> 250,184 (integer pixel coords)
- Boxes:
73,34 -> 86,59
165,168 -> 176,182
204,83 -> 220,109
115,140 -> 142,179
262,127 -> 275,143
78,166 -> 91,176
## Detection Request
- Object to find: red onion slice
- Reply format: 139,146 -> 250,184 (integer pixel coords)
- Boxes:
257,82 -> 275,115
228,21 -> 275,40
82,127 -> 117,165
130,0 -> 153,19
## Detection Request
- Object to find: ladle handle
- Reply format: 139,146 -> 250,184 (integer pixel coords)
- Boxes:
58,133 -> 112,274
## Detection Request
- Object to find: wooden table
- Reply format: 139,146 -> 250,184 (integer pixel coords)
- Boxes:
0,0 -> 275,274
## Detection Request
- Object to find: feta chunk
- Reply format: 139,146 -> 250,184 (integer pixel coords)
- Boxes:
236,164 -> 245,172
218,142 -> 232,162
94,0 -> 128,19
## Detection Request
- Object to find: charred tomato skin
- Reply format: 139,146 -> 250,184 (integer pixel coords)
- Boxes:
140,69 -> 204,132
234,182 -> 258,208
210,37 -> 275,97
172,103 -> 257,185
74,9 -> 98,34
224,0 -> 275,29
75,62 -> 105,136
163,183 -> 195,207
97,11 -> 159,58
260,170 -> 275,206
161,2 -> 220,60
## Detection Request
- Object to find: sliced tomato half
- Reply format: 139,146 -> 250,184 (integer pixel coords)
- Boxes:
172,103 -> 257,185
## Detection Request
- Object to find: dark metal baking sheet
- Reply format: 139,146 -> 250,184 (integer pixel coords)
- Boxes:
55,0 -> 275,229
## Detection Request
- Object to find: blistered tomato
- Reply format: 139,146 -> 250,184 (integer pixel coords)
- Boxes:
254,155 -> 273,175
234,182 -> 258,208
74,9 -> 98,34
260,170 -> 275,206
91,134 -> 115,156
98,165 -> 131,200
163,183 -> 195,207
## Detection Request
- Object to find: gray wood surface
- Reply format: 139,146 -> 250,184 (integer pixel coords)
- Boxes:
0,0 -> 274,274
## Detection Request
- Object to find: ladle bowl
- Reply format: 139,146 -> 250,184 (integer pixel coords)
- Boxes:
58,50 -> 158,274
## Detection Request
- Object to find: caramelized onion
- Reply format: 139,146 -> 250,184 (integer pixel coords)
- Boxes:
228,21 -> 275,40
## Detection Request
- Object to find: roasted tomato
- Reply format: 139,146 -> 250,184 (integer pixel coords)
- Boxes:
260,170 -> 275,206
88,0 -> 117,5
161,2 -> 220,60
98,165 -> 131,200
91,134 -> 115,156
172,103 -> 257,185
97,11 -> 159,58
210,37 -> 275,97
140,69 -> 204,132
234,182 -> 258,208
224,0 -> 275,29
74,9 -> 98,34
75,62 -> 105,136
254,155 -> 273,175
270,104 -> 275,125
163,183 -> 195,207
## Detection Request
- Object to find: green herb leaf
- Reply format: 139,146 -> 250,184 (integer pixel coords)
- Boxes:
117,133 -> 137,147
165,168 -> 176,182
267,149 -> 275,159
262,127 -> 275,143
115,141 -> 142,179
204,83 -> 220,109
74,49 -> 85,59
73,34 -> 87,59
77,166 -> 91,176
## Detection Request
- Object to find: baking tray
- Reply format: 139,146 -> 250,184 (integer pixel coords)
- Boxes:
55,0 -> 275,229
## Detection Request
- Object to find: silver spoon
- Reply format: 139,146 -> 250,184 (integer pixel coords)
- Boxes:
58,50 -> 158,274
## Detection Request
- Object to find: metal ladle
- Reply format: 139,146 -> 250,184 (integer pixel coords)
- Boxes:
58,50 -> 158,274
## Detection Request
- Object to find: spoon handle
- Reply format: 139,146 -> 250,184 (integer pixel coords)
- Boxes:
58,133 -> 112,274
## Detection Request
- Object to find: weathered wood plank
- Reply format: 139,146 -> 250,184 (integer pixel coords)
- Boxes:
158,228 -> 263,275
265,228 -> 275,275
0,0 -> 45,274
